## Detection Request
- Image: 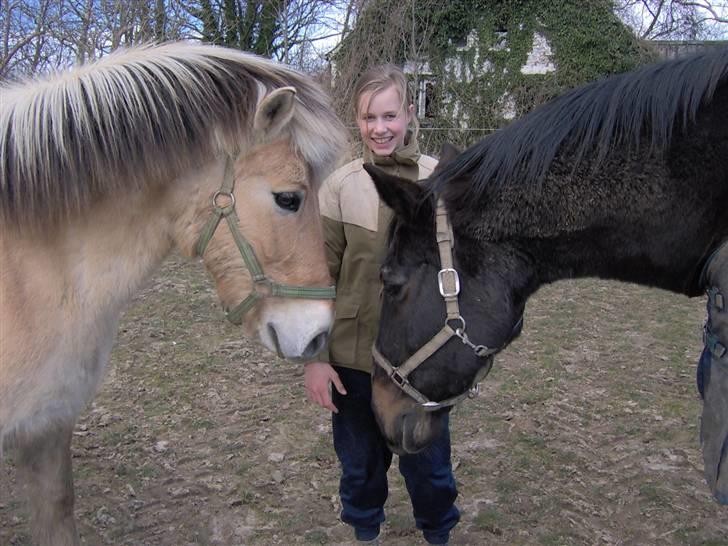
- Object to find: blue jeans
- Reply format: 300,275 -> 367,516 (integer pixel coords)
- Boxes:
331,366 -> 460,544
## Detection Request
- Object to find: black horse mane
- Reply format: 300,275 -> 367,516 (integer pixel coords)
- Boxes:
429,48 -> 728,202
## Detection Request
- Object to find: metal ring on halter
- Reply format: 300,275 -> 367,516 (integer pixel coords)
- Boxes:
447,315 -> 466,334
438,268 -> 460,297
212,190 -> 236,211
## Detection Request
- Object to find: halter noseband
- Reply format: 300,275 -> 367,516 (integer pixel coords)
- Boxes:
372,198 -> 522,412
195,155 -> 336,325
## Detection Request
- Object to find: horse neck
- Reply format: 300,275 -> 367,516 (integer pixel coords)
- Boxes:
11,170 -> 206,319
465,153 -> 725,299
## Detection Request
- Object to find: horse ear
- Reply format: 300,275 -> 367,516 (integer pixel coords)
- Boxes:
438,142 -> 461,167
254,86 -> 297,140
363,163 -> 424,223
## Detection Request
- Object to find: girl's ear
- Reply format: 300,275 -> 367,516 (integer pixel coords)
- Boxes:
364,163 -> 424,224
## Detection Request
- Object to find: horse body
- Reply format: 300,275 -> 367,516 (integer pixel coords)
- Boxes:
496,93 -> 728,297
0,43 -> 344,544
367,48 -> 728,504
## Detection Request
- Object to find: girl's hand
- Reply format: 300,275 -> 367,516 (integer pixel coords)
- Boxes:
304,361 -> 347,413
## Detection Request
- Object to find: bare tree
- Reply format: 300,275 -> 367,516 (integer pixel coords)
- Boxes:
1,0 -> 61,76
615,0 -> 728,39
328,0 -> 443,124
1,0 -> 197,78
1,0 -> 359,78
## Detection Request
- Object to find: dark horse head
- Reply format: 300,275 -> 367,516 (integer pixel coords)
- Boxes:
366,149 -> 527,455
368,49 -> 728,503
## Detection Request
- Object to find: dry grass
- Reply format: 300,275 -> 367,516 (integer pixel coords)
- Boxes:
2,255 -> 726,545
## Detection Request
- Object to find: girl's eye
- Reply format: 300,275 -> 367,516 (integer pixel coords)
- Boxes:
273,191 -> 303,212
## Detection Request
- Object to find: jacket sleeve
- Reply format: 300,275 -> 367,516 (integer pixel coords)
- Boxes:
308,217 -> 344,364
318,170 -> 347,282
313,171 -> 348,364
322,216 -> 345,282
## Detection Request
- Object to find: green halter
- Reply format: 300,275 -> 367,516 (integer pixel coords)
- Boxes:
195,156 -> 336,325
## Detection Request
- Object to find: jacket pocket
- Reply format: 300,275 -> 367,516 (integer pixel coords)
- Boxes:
329,301 -> 359,365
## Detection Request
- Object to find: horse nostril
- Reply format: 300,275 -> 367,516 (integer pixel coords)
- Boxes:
302,330 -> 328,360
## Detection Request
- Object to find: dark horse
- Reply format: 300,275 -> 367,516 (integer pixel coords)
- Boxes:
366,48 -> 728,504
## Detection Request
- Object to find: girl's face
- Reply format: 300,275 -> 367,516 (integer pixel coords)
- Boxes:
357,85 -> 413,157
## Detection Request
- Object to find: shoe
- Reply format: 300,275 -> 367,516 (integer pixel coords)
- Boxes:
354,527 -> 380,544
356,538 -> 380,545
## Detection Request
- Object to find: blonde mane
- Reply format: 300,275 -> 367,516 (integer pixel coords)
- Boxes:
0,42 -> 345,226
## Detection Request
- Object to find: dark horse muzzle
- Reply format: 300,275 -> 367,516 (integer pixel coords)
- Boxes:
372,198 -> 522,412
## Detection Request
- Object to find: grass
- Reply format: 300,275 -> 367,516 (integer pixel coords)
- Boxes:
3,259 -> 724,546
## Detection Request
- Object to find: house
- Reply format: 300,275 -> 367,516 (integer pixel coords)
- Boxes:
329,1 -> 654,152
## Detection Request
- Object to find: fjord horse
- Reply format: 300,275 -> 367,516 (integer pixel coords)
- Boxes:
367,48 -> 728,504
0,42 -> 345,544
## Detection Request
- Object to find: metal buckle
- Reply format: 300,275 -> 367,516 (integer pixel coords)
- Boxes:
438,268 -> 460,297
391,370 -> 407,386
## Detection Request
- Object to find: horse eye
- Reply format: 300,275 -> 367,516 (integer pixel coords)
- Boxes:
273,191 -> 302,212
380,265 -> 407,297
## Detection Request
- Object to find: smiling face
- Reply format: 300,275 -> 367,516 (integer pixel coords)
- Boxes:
357,85 -> 413,157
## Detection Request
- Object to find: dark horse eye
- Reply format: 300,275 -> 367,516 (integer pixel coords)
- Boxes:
273,191 -> 302,212
380,264 -> 408,298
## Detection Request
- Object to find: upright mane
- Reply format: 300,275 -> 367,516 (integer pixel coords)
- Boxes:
0,42 -> 345,226
430,48 -> 728,200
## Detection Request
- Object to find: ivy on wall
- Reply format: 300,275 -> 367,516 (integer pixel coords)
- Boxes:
334,0 -> 656,152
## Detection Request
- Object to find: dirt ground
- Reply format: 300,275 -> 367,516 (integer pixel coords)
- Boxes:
2,254 -> 727,546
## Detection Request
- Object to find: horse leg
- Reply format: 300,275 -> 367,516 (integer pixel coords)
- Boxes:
699,245 -> 728,504
16,424 -> 80,546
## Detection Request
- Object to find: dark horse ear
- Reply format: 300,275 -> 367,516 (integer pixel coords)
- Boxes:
363,163 -> 424,223
438,142 -> 461,168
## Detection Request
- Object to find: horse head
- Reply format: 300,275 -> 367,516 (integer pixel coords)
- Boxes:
366,149 -> 525,454
188,87 -> 335,361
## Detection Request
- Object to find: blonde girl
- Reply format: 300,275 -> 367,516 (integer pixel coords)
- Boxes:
304,65 -> 460,545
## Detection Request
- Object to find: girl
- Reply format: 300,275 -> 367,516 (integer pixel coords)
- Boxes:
304,65 -> 459,545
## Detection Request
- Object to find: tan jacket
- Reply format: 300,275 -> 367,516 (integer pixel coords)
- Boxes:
318,153 -> 438,372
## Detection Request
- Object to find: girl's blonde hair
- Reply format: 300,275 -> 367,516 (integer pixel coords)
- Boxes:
351,64 -> 419,133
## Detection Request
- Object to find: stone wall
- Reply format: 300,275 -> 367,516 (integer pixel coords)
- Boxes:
648,40 -> 728,59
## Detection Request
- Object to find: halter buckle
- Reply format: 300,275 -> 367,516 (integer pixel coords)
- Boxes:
391,370 -> 408,387
438,268 -> 460,298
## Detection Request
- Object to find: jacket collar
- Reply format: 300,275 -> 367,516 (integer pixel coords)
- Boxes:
363,129 -> 421,182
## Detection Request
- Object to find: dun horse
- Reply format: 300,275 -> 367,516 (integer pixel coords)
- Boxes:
366,49 -> 728,504
0,43 -> 345,545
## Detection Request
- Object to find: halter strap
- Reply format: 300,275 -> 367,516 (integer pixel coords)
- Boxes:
373,198 -> 521,411
195,155 -> 335,325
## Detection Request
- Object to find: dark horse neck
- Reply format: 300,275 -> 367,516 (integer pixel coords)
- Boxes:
462,85 -> 728,299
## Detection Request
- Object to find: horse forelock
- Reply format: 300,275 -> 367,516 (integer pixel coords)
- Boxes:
433,47 -> 728,208
0,42 -> 345,227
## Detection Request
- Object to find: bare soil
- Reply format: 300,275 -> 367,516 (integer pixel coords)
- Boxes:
2,255 -> 726,545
